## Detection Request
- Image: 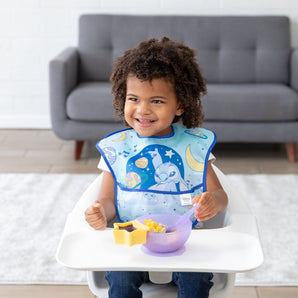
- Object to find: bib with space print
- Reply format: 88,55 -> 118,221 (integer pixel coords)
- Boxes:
96,124 -> 216,225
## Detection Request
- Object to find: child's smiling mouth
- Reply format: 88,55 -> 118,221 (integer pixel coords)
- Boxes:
136,118 -> 156,127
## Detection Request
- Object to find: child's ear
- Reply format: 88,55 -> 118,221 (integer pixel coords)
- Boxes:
176,104 -> 184,116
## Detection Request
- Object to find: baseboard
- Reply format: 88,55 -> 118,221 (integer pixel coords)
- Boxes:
0,115 -> 51,129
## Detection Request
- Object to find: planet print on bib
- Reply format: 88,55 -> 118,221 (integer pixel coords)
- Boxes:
135,157 -> 148,168
125,172 -> 142,189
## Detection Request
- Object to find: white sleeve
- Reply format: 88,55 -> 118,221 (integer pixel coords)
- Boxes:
98,152 -> 216,172
98,157 -> 110,172
208,152 -> 216,163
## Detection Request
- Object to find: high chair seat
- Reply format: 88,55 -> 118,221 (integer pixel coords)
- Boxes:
56,165 -> 263,297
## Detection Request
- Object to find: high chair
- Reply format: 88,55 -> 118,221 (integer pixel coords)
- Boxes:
56,165 -> 263,297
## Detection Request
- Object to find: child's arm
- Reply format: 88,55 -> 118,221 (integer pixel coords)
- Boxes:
192,162 -> 228,222
84,171 -> 116,230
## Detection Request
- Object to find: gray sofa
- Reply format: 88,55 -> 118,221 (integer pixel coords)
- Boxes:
49,14 -> 298,162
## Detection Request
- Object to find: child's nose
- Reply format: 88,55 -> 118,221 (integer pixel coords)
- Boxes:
138,102 -> 151,115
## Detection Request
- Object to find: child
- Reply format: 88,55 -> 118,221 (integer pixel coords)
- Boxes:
85,36 -> 228,298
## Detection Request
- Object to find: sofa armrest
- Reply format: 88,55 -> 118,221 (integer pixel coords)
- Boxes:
290,48 -> 298,91
49,47 -> 79,138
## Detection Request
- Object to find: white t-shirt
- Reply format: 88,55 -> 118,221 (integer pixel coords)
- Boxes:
98,152 -> 216,172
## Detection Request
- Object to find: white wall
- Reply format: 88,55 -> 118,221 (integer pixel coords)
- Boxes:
1,0 -> 298,129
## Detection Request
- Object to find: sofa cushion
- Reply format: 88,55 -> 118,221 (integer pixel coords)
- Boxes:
78,15 -> 290,84
67,83 -> 298,123
202,84 -> 298,122
66,82 -> 115,122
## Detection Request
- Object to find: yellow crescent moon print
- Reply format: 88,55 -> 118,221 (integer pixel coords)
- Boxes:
112,132 -> 126,142
185,145 -> 204,172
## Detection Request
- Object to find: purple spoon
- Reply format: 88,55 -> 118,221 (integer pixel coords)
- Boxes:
166,204 -> 199,233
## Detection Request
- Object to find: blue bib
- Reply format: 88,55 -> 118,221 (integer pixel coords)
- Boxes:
96,124 -> 216,225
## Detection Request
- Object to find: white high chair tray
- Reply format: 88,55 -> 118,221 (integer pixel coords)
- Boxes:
56,213 -> 263,273
56,166 -> 263,274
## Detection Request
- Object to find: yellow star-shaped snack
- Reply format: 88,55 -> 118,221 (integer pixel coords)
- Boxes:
113,220 -> 150,247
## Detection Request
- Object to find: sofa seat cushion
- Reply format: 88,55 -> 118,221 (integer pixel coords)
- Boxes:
67,82 -> 298,123
202,84 -> 298,121
66,82 -> 115,121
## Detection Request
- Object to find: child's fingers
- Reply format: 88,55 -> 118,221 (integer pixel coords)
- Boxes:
92,201 -> 102,210
192,194 -> 202,205
89,218 -> 106,230
196,211 -> 215,222
84,201 -> 107,229
85,212 -> 107,230
196,193 -> 210,210
85,201 -> 102,215
194,193 -> 217,221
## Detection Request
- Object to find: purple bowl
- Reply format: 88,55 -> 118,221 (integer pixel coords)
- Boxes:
136,213 -> 192,253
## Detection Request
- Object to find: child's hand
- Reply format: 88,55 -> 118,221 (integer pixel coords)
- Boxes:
85,201 -> 107,230
192,192 -> 218,221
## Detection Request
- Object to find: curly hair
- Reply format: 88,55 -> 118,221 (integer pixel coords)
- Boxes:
110,36 -> 207,128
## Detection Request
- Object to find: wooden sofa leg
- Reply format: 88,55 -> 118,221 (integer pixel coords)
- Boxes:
285,142 -> 297,163
74,141 -> 84,160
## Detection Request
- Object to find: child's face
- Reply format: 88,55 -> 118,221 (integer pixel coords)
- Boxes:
124,75 -> 184,137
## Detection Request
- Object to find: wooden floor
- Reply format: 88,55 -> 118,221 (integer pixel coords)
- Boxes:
0,129 -> 297,298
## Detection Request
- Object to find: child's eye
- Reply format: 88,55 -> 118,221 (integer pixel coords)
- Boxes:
152,99 -> 164,104
127,97 -> 138,102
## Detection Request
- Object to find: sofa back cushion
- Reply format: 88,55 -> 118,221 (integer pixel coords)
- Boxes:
78,15 -> 290,84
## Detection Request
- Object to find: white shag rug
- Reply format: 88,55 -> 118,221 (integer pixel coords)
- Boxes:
0,173 -> 297,286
